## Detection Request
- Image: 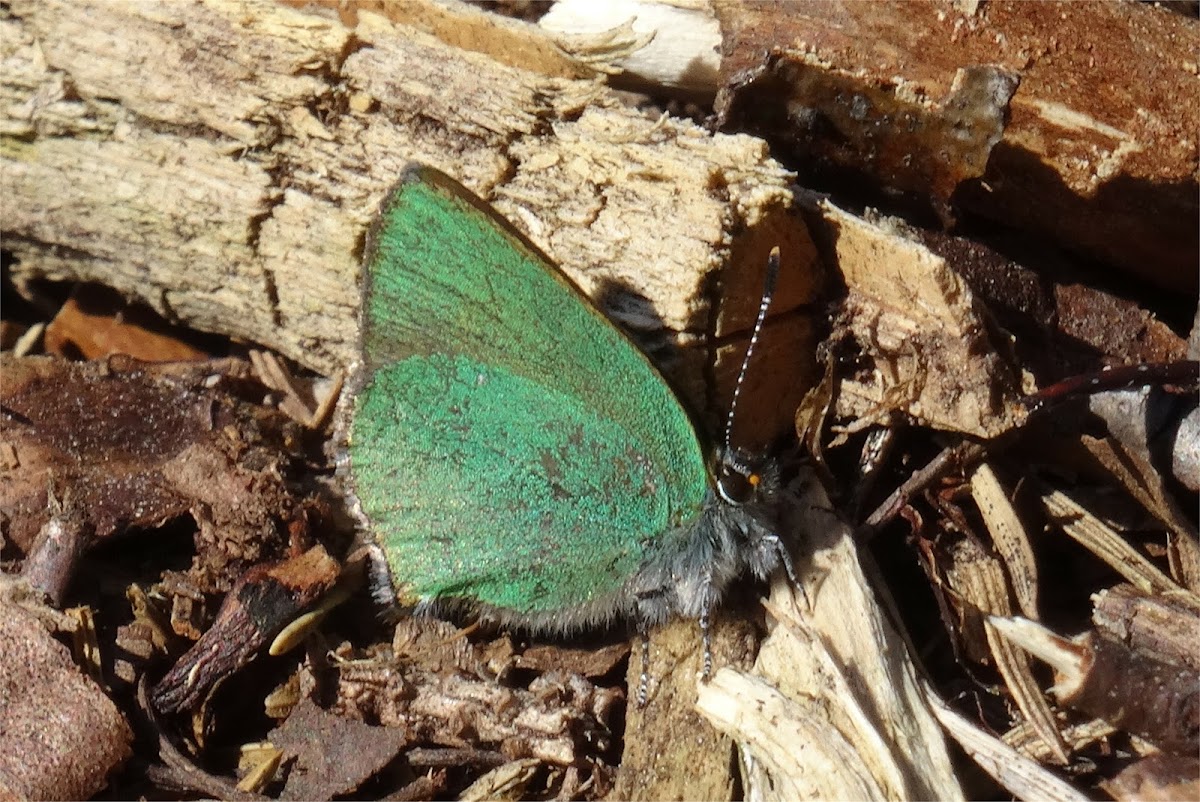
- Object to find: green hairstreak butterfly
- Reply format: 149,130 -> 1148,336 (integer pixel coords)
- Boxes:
345,164 -> 790,639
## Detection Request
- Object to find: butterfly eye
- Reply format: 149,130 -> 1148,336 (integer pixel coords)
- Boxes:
716,457 -> 758,505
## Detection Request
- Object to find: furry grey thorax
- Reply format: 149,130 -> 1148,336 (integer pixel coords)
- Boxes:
622,448 -> 789,629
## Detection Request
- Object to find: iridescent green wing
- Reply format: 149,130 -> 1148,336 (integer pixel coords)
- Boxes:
349,165 -> 709,618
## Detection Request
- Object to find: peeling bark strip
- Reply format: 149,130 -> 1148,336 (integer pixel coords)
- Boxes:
714,0 -> 1200,294
1,0 -> 819,443
1061,635 -> 1200,756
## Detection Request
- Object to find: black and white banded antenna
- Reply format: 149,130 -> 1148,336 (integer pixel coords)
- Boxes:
716,247 -> 781,501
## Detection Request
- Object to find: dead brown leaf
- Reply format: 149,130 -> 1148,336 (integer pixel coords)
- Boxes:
270,697 -> 408,801
1,354 -> 307,593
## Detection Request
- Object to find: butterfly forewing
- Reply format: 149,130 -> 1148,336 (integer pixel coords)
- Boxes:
350,165 -> 710,619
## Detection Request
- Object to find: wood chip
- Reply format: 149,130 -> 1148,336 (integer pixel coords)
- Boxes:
1041,488 -> 1180,594
970,461 -> 1039,618
924,682 -> 1090,802
813,199 -> 1026,438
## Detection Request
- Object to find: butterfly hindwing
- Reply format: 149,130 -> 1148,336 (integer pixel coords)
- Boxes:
349,165 -> 711,622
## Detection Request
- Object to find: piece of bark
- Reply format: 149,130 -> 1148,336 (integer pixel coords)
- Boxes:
1092,584 -> 1200,673
914,229 -> 1190,381
713,0 -> 1199,295
0,354 -> 302,587
1,0 -> 821,442
1104,753 -> 1200,802
808,198 -> 1027,438
991,616 -> 1200,756
269,698 -> 408,801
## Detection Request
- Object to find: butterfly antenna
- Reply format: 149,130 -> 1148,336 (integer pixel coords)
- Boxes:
722,247 -> 781,458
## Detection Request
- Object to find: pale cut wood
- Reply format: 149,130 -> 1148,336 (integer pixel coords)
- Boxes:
1,0 -> 819,441
697,469 -> 965,801
539,0 -> 721,96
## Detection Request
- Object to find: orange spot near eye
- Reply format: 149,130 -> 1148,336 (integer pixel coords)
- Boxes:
749,473 -> 761,487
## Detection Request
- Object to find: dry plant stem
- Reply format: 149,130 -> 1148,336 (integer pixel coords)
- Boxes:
923,682 -> 1090,802
969,461 -> 1039,618
21,513 -> 91,607
945,539 -> 1069,763
405,748 -> 507,769
1003,718 -> 1117,766
1023,361 -> 1200,409
152,546 -> 340,713
458,759 -> 542,802
1041,489 -> 1181,594
860,440 -> 986,535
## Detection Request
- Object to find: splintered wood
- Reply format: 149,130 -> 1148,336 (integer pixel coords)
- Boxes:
1,0 -> 821,442
698,469 -> 964,802
814,200 -> 1028,439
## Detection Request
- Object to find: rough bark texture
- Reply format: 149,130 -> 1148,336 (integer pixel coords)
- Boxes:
1,0 -> 820,441
714,0 -> 1200,295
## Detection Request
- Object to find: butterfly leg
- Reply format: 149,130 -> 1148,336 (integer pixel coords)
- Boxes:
765,532 -> 798,586
761,531 -> 810,609
630,586 -> 671,707
699,567 -> 715,680
637,638 -> 651,707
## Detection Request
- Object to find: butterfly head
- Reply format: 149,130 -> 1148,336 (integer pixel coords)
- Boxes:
714,446 -> 768,506
710,444 -> 777,506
